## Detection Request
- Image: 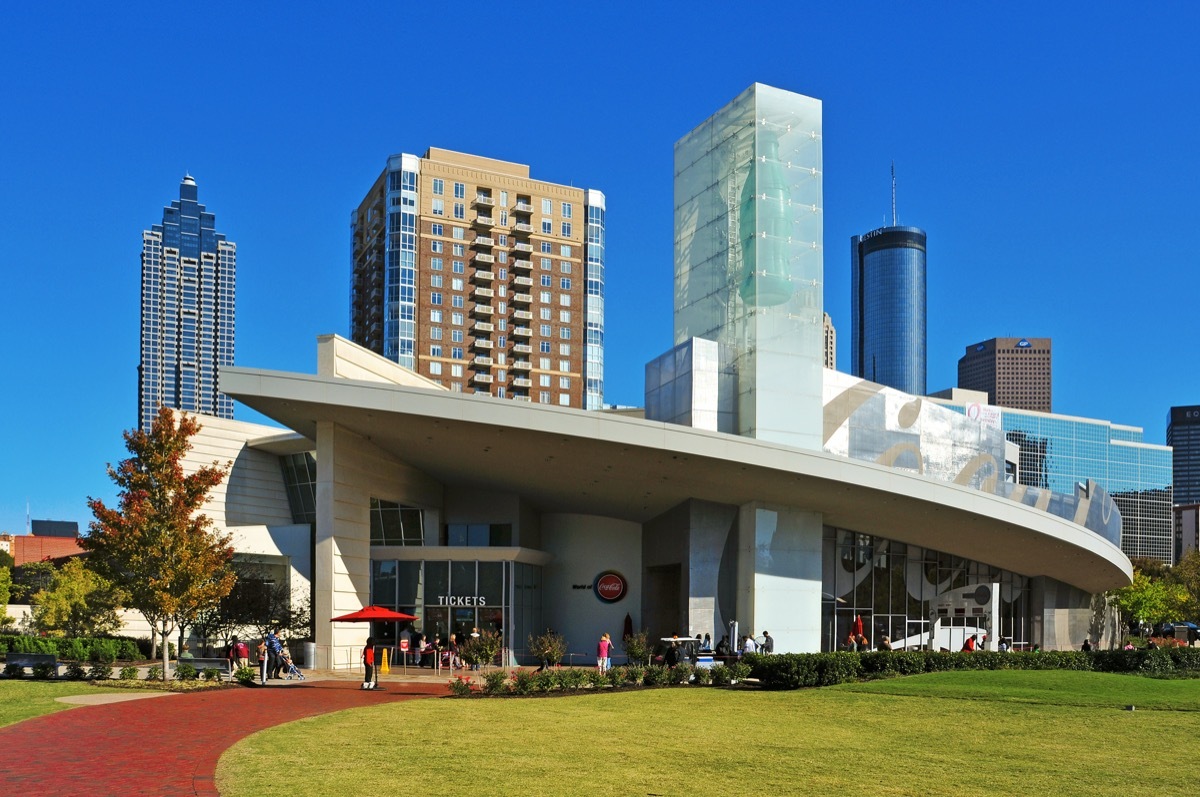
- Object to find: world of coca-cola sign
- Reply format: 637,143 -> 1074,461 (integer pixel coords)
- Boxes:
593,570 -> 627,604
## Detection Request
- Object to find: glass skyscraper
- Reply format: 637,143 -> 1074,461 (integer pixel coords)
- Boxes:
1168,406 -> 1200,506
851,225 -> 927,395
673,83 -> 824,449
139,175 -> 236,430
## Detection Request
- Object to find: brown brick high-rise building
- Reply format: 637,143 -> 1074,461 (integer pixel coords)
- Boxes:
351,149 -> 605,409
957,337 -> 1051,412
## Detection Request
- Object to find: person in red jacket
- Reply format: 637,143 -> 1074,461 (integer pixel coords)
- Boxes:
962,634 -> 978,652
362,636 -> 376,690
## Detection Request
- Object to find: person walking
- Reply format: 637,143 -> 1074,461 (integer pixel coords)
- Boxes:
761,631 -> 774,654
265,629 -> 284,680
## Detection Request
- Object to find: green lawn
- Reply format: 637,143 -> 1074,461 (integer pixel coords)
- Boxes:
217,671 -> 1200,796
0,681 -> 124,727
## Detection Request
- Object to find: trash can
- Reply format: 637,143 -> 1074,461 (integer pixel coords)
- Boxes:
303,642 -> 316,669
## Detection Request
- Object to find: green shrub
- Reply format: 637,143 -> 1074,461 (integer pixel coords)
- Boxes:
87,661 -> 113,680
605,666 -> 624,687
642,665 -> 669,686
693,665 -> 713,685
585,669 -> 607,689
234,666 -> 257,685
64,661 -> 88,680
119,666 -> 139,680
32,662 -> 56,680
4,662 -> 26,678
447,675 -> 474,696
174,662 -> 198,681
559,668 -> 587,691
623,665 -> 645,685
510,669 -> 535,695
729,661 -> 751,683
532,670 -> 557,693
145,665 -> 163,681
201,667 -> 222,681
709,664 -> 731,686
482,670 -> 509,695
667,662 -> 694,685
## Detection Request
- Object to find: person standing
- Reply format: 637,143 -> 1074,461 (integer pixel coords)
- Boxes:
1081,638 -> 1093,652
235,637 -> 249,670
742,634 -> 758,656
962,634 -> 978,652
257,639 -> 268,685
265,629 -> 283,680
597,633 -> 611,673
761,631 -> 774,654
362,636 -> 376,690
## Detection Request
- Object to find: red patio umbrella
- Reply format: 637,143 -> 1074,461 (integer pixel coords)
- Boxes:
852,614 -> 864,637
331,606 -> 417,688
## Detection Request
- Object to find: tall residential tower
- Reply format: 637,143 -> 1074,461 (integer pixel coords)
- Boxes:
139,175 -> 236,430
350,149 -> 605,409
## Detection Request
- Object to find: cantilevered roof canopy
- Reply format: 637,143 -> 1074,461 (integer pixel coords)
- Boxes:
222,366 -> 1132,594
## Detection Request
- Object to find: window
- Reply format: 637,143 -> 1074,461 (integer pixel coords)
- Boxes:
559,376 -> 570,389
500,211 -> 508,227
542,219 -> 552,234
497,353 -> 507,365
500,191 -> 509,207
560,261 -> 572,273
559,328 -> 572,339
432,199 -> 444,216
453,260 -> 465,273
558,359 -> 569,372
559,310 -> 571,323
559,344 -> 571,355
539,392 -> 550,404
562,202 -> 572,218
451,329 -> 464,343
539,375 -> 551,387
431,241 -> 443,253
497,335 -> 506,347
452,278 -> 464,291
452,348 -> 463,360
454,182 -> 466,199
498,301 -> 507,312
558,394 -> 570,406
430,310 -> 443,322
498,285 -> 507,297
540,307 -> 551,320
430,275 -> 443,288
451,363 -> 463,377
497,386 -> 506,397
452,244 -> 465,256
454,203 -> 465,219
453,227 -> 465,240
430,257 -> 443,270
540,341 -> 551,353
431,223 -> 443,236
498,318 -> 507,330
561,222 -> 571,237
432,178 -> 444,195
559,294 -> 571,306
541,275 -> 552,287
540,324 -> 552,336
541,198 -> 552,214
429,327 -> 442,340
431,345 -> 442,357
498,234 -> 508,246
429,362 -> 442,375
560,245 -> 572,257
540,257 -> 551,270
498,268 -> 508,279
450,383 -> 462,392
496,370 -> 506,382
430,292 -> 443,305
369,499 -> 424,546
452,312 -> 463,326
540,291 -> 551,303
560,278 -> 572,290
497,251 -> 508,263
452,295 -> 464,308
541,242 -> 552,253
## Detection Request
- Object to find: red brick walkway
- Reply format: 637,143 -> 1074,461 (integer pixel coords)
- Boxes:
0,681 -> 445,796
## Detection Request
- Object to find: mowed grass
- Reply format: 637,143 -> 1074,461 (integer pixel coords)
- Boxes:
0,681 -> 125,727
218,671 -> 1200,797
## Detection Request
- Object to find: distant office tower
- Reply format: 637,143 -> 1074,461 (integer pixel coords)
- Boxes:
139,175 -> 236,430
851,226 -> 927,395
351,149 -> 605,409
1168,406 -> 1200,505
673,83 -> 824,449
823,313 -> 836,369
958,337 -> 1052,412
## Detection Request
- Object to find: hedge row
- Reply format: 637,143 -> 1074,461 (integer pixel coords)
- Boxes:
744,648 -> 1200,690
0,635 -> 142,663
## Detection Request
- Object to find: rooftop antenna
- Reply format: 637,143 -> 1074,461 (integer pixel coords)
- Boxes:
891,160 -> 897,226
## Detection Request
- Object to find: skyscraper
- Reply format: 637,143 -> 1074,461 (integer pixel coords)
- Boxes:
958,337 -> 1052,412
1168,406 -> 1200,506
673,83 -> 824,449
139,175 -> 236,430
350,149 -> 605,409
851,225 -> 927,395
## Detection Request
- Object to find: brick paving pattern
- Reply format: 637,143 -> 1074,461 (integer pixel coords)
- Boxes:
0,680 -> 445,797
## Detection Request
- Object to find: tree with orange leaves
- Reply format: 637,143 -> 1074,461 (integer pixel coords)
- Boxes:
85,407 -> 236,679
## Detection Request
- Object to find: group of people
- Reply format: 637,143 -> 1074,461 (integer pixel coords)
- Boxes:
220,630 -> 299,684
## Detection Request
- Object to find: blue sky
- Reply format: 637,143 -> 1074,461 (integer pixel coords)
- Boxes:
2,4 -> 1198,534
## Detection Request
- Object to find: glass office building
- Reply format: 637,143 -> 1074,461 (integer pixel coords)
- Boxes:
851,226 -> 927,396
1168,406 -> 1200,506
937,396 -> 1174,562
139,175 -> 236,431
674,83 -> 824,449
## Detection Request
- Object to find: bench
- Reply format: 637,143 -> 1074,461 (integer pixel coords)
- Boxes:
5,652 -> 60,677
176,657 -> 232,679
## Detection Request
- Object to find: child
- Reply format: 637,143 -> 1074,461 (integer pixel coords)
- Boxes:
362,636 -> 376,689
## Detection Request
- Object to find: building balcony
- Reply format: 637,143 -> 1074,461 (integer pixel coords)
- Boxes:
511,293 -> 532,305
471,304 -> 495,317
474,355 -> 493,367
513,326 -> 532,338
513,275 -> 534,287
513,343 -> 532,355
473,321 -> 494,334
514,202 -> 534,213
513,243 -> 533,253
473,287 -> 494,300
471,269 -> 495,283
473,215 -> 494,227
474,253 -> 495,264
512,377 -> 532,388
512,259 -> 532,271
472,338 -> 494,350
473,373 -> 494,384
473,235 -> 494,247
513,309 -> 533,321
513,222 -> 533,233
474,195 -> 494,206
512,360 -> 532,371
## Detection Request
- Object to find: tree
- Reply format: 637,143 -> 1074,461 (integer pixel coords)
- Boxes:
30,557 -> 125,638
0,566 -> 12,630
191,567 -> 312,654
1167,549 -> 1200,619
85,407 -> 236,679
0,548 -> 14,570
1109,571 -> 1189,633
10,560 -> 56,603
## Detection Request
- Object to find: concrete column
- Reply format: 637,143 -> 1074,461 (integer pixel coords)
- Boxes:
736,502 -> 823,653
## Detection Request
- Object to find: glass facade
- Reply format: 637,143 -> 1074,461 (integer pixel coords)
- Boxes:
822,527 -> 1032,652
851,226 -> 927,396
674,83 -> 824,450
1168,406 -> 1200,506
139,175 -> 235,430
584,191 -> 606,410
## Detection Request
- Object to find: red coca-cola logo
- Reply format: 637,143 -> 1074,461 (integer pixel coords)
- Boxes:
594,571 -> 627,603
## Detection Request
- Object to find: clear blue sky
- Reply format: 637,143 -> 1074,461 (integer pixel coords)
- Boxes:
2,4 -> 1198,534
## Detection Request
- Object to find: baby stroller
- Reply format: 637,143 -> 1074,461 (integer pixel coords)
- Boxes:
281,650 -> 305,680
